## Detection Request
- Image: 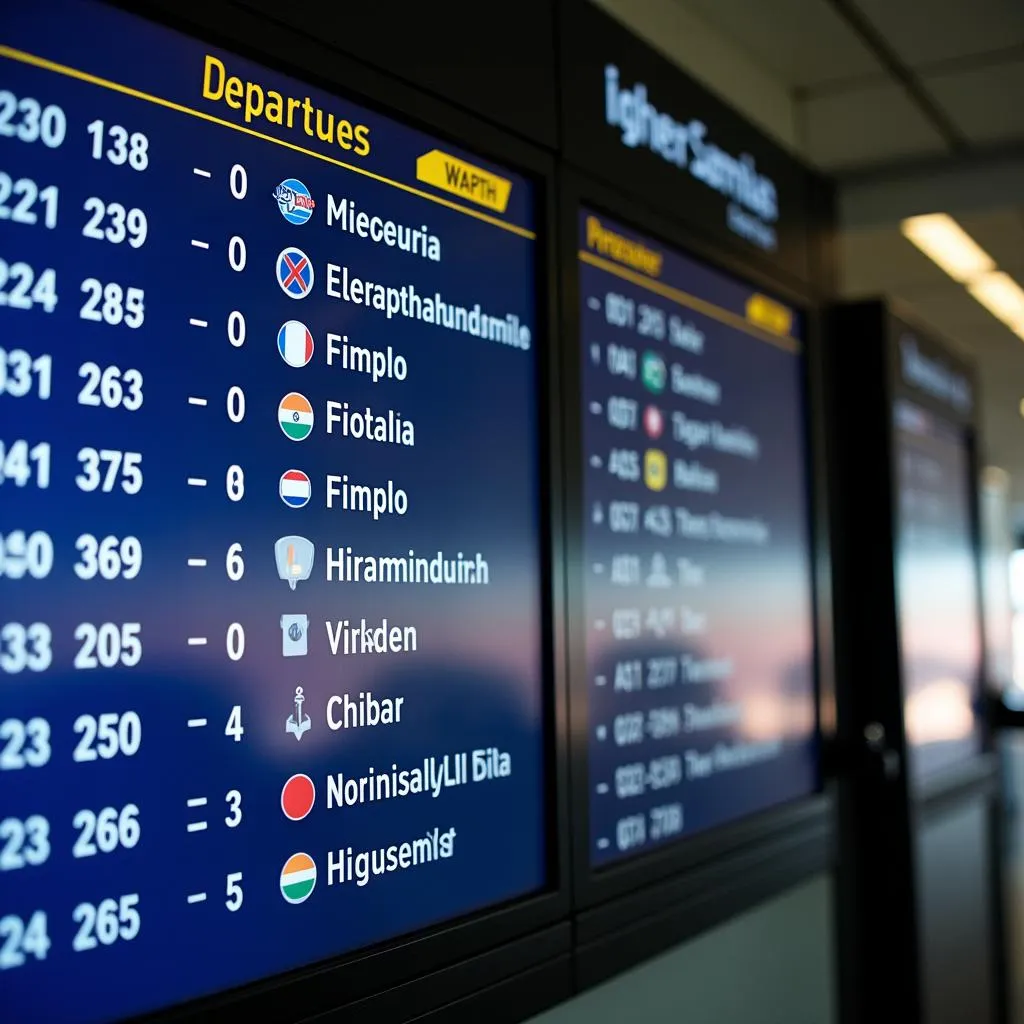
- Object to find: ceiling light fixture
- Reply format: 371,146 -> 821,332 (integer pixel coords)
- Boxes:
967,271 -> 1024,334
900,213 -> 996,284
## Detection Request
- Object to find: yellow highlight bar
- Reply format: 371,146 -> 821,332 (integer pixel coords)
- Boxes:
416,150 -> 512,213
746,294 -> 793,338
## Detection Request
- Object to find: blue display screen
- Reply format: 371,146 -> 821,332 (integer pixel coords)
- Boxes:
894,399 -> 982,786
578,210 -> 817,867
0,3 -> 547,1020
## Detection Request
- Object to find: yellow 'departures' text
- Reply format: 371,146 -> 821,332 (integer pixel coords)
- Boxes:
585,216 -> 663,277
201,55 -> 371,157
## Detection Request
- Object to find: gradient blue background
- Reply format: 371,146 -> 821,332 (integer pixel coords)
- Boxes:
0,3 -> 547,1021
578,209 -> 818,868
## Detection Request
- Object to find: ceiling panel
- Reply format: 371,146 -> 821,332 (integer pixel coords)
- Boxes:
801,82 -> 948,169
677,0 -> 886,88
852,0 -> 1024,68
839,225 -> 960,296
958,208 -> 1024,275
923,58 -> 1024,144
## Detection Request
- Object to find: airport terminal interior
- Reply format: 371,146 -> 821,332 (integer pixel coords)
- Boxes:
5,1 -> 1024,1022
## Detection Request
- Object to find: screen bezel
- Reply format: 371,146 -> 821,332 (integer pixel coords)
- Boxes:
24,2 -> 573,1020
560,168 -> 835,914
884,311 -> 990,803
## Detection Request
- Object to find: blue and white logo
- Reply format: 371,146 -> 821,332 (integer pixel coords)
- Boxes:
273,178 -> 316,225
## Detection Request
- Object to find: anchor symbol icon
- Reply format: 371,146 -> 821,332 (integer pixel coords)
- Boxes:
286,685 -> 311,741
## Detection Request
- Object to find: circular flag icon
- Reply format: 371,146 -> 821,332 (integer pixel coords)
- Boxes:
273,178 -> 316,225
277,247 -> 314,299
281,773 -> 315,821
279,392 -> 314,441
279,469 -> 311,509
278,321 -> 314,368
643,405 -> 664,439
280,852 -> 316,904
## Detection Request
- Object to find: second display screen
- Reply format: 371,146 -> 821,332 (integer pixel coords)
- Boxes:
578,209 -> 818,867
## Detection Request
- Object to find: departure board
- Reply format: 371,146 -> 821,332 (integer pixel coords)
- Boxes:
0,3 -> 547,1020
894,398 -> 982,786
578,210 -> 817,867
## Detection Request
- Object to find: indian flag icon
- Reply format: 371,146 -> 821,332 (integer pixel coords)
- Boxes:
280,852 -> 316,904
279,392 -> 314,441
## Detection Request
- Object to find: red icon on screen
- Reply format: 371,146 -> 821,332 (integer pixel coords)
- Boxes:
281,773 -> 316,821
643,405 -> 664,439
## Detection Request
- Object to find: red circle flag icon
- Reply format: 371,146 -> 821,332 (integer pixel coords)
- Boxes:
281,773 -> 315,821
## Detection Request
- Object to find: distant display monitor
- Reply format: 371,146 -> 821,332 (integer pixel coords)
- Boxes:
577,209 -> 818,868
894,398 -> 982,785
0,2 -> 548,1020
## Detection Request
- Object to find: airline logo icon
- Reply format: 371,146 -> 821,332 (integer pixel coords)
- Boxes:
281,773 -> 316,821
278,321 -> 314,367
279,469 -> 311,508
280,852 -> 316,904
273,179 -> 316,225
275,535 -> 314,590
644,449 -> 668,491
281,614 -> 309,657
641,351 -> 666,393
643,404 -> 664,438
279,393 -> 314,441
277,247 -> 314,298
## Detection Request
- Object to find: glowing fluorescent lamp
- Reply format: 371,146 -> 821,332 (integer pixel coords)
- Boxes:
900,213 -> 995,283
967,271 -> 1024,334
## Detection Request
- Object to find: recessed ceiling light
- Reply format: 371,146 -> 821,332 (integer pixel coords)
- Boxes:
901,213 -> 996,283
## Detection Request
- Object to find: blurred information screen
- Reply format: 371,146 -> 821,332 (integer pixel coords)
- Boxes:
577,209 -> 818,868
894,398 -> 982,785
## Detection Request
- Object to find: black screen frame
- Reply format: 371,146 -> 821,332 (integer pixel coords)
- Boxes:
36,2 -> 575,1021
559,168 -> 836,918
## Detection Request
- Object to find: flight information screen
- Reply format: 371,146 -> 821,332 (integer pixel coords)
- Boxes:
578,210 -> 817,868
894,399 -> 982,786
0,3 -> 547,1020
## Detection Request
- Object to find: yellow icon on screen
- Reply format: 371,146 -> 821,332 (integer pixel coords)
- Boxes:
644,449 -> 668,492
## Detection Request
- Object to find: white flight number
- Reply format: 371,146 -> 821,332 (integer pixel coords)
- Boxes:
74,535 -> 142,580
73,622 -> 142,669
72,711 -> 141,763
76,448 -> 142,494
0,92 -> 66,148
0,816 -> 50,871
0,174 -> 58,228
0,261 -> 57,312
0,440 -> 50,488
79,279 -> 144,328
0,623 -> 52,673
82,198 -> 147,248
0,718 -> 51,770
78,363 -> 143,410
0,911 -> 50,969
0,349 -> 52,399
72,894 -> 140,952
72,804 -> 140,859
0,531 -> 53,580
87,120 -> 148,170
